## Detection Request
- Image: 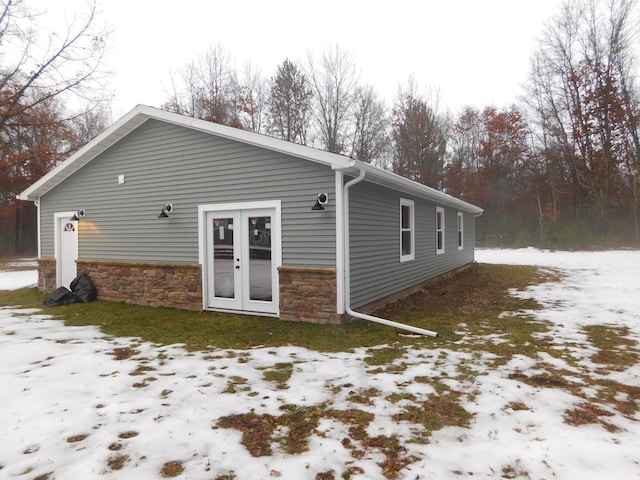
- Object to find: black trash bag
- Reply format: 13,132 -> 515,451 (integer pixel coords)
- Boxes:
69,272 -> 97,303
43,287 -> 77,307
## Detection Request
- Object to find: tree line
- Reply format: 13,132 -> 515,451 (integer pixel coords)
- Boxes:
2,0 -> 639,256
162,0 -> 640,248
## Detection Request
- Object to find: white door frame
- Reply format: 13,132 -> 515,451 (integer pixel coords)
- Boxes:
198,201 -> 282,316
54,211 -> 78,289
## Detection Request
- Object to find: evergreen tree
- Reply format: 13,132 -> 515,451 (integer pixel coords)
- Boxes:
267,59 -> 312,144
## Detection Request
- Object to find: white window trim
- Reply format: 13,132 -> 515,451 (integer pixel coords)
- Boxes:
400,198 -> 415,262
457,212 -> 464,250
436,206 -> 445,255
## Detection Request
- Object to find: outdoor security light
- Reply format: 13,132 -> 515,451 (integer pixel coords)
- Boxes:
158,203 -> 173,218
312,193 -> 328,211
70,209 -> 86,221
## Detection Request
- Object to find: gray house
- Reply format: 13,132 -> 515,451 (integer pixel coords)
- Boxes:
19,105 -> 482,329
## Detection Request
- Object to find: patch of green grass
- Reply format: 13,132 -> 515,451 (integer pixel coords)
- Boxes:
392,390 -> 473,443
1,264 -> 551,355
564,402 -> 620,432
107,454 -> 129,471
277,404 -> 324,454
366,435 -> 418,479
594,378 -> 640,419
261,362 -> 294,389
325,409 -> 374,440
216,405 -> 418,478
0,286 -> 43,309
386,392 -> 417,404
364,346 -> 406,366
216,411 -> 278,456
216,404 -> 324,456
223,376 -> 250,394
508,368 -> 582,395
506,401 -> 530,412
584,325 -> 639,371
112,347 -> 140,360
347,387 -> 380,406
160,460 -> 184,477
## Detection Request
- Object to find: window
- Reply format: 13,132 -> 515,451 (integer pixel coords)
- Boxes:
400,199 -> 415,262
436,207 -> 445,254
457,212 -> 464,250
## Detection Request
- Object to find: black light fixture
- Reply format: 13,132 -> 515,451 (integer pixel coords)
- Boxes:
71,209 -> 86,221
311,193 -> 328,211
158,203 -> 173,218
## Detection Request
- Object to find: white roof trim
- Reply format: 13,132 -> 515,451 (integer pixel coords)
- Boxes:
338,161 -> 483,215
18,104 -> 483,215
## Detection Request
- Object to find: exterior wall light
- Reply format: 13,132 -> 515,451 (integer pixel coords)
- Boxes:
70,209 -> 86,221
311,193 -> 328,211
158,203 -> 173,218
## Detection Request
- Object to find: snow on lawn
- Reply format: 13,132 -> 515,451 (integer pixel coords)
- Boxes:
1,249 -> 639,479
0,265 -> 37,290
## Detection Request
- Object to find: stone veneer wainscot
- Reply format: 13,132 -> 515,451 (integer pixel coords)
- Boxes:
38,260 -> 341,323
278,266 -> 339,324
76,260 -> 202,310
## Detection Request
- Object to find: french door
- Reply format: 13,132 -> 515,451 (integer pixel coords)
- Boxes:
203,204 -> 280,315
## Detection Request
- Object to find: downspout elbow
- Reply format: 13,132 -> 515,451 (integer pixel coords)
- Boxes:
345,306 -> 438,337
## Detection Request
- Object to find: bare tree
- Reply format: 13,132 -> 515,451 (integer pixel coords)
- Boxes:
307,45 -> 359,153
163,43 -> 240,127
444,107 -> 483,198
1,0 -> 110,255
69,102 -> 112,145
349,84 -> 389,166
525,0 -> 640,230
237,61 -> 267,133
0,0 -> 109,130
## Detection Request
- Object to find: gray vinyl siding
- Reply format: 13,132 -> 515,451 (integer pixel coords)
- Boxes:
40,119 -> 336,266
349,180 -> 476,309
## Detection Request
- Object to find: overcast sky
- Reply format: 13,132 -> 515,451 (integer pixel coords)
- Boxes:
36,0 -> 566,117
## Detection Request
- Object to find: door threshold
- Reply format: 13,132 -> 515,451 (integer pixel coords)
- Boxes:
204,307 -> 278,318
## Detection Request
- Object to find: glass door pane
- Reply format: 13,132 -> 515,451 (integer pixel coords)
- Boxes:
213,217 -> 235,298
247,216 -> 272,301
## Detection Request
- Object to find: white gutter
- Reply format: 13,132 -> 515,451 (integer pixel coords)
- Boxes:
342,167 -> 438,337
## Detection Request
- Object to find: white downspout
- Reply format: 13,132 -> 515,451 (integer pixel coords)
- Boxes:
342,166 -> 438,337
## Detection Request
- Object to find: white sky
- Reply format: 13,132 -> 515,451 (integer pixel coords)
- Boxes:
34,0 -> 566,117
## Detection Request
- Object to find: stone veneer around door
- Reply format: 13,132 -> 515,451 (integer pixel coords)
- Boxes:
38,259 -> 341,323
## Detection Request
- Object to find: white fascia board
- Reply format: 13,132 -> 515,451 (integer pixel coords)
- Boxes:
18,105 -> 354,201
18,105 -> 151,201
18,103 -> 481,216
336,161 -> 483,215
151,107 -> 354,169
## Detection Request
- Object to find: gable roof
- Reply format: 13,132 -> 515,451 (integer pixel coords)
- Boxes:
19,105 -> 482,215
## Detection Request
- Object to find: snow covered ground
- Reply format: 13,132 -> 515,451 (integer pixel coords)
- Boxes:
0,261 -> 37,290
0,250 -> 639,479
